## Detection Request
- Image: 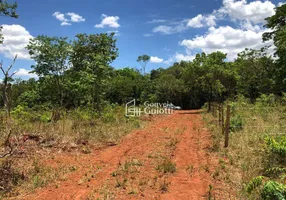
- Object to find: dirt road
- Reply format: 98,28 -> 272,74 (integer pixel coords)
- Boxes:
20,110 -> 228,200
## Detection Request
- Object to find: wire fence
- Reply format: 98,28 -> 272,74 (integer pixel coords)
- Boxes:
208,102 -> 286,148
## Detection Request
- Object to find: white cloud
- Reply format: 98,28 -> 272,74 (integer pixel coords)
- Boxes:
205,15 -> 217,27
0,24 -> 33,60
152,24 -> 187,34
107,30 -> 120,36
61,21 -> 71,26
66,12 -> 85,22
164,53 -> 195,65
147,19 -> 167,24
150,56 -> 164,63
180,26 -> 273,60
187,14 -> 204,28
217,0 -> 275,24
187,14 -> 217,28
15,68 -> 38,78
278,2 -> 285,7
95,14 -> 120,28
53,12 -> 68,22
53,11 -> 85,26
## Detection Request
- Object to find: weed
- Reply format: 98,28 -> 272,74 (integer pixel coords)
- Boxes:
212,167 -> 220,179
156,159 -> 176,174
186,165 -> 194,175
159,180 -> 169,193
166,138 -> 179,148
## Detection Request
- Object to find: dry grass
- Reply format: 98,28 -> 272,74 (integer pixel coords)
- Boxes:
0,106 -> 145,198
203,98 -> 286,198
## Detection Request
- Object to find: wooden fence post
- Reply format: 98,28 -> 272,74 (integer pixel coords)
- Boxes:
224,105 -> 230,148
218,104 -> 222,126
221,104 -> 224,135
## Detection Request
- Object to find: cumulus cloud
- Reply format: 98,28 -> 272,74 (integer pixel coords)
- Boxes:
95,14 -> 120,28
150,56 -> 164,63
0,24 -> 33,60
15,68 -> 38,78
53,11 -> 85,26
217,0 -> 275,24
66,12 -> 86,22
53,12 -> 68,22
166,0 -> 278,61
164,53 -> 195,65
187,14 -> 216,28
180,26 -> 273,60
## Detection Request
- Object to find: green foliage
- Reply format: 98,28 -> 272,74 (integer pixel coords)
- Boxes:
0,0 -> 18,44
256,94 -> 277,107
230,114 -> 243,132
235,49 -> 275,101
261,181 -> 286,200
265,136 -> 286,157
265,167 -> 286,177
0,0 -> 18,18
246,177 -> 286,200
246,176 -> 265,193
137,54 -> 150,74
11,105 -> 31,122
263,4 -> 286,94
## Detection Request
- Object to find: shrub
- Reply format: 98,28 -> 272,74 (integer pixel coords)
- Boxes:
246,177 -> 286,200
265,136 -> 286,157
230,114 -> 243,132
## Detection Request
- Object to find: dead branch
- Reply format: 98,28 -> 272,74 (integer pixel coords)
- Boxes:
0,129 -> 13,158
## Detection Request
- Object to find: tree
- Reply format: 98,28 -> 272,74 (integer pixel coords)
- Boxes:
0,0 -> 18,44
234,48 -> 275,101
106,68 -> 144,104
137,54 -> 150,75
26,36 -> 72,106
263,4 -> 286,94
71,33 -> 118,111
0,55 -> 18,117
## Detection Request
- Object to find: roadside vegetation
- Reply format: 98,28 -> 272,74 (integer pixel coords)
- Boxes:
204,95 -> 286,199
0,1 -> 286,199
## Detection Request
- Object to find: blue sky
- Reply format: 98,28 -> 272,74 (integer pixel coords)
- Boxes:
0,0 -> 284,79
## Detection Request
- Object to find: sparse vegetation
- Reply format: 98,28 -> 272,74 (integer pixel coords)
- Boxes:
204,94 -> 286,199
156,158 -> 176,174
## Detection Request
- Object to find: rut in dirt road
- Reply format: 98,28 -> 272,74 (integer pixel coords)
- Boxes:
20,110 -> 227,200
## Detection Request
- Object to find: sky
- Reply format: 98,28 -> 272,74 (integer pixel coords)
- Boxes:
0,0 -> 284,79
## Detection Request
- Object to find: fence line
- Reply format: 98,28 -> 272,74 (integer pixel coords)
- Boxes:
209,102 -> 230,148
208,102 -> 286,148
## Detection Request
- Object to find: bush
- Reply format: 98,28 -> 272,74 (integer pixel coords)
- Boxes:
246,177 -> 286,200
230,114 -> 243,132
265,136 -> 286,158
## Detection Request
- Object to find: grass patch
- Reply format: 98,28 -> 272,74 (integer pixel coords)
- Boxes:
156,158 -> 176,174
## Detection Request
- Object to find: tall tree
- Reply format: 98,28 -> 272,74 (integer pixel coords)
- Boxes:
26,36 -> 72,106
137,54 -> 150,75
71,33 -> 118,111
263,4 -> 286,94
234,48 -> 275,101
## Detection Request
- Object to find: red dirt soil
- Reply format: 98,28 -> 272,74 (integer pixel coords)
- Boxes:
17,110 -> 232,200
